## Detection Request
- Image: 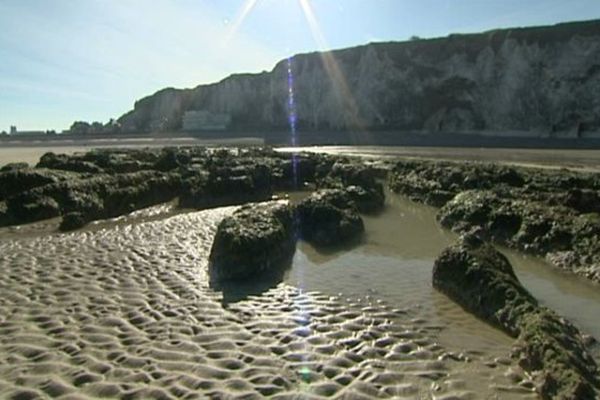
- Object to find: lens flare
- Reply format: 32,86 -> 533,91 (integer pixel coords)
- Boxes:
286,56 -> 300,190
286,57 -> 298,146
297,0 -> 366,133
223,0 -> 260,44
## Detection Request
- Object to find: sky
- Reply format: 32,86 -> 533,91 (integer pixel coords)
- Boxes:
1,0 -> 600,132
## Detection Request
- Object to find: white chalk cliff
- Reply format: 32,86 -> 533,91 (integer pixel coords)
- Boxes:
118,20 -> 600,138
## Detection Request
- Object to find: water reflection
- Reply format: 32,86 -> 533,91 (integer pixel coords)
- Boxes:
505,249 -> 600,340
285,192 -> 600,359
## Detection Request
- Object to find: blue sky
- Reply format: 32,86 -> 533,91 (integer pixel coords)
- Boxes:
1,0 -> 600,132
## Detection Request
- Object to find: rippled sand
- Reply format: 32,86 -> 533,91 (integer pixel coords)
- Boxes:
0,201 -> 538,399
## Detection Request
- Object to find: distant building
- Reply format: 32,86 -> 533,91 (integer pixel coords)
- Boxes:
12,130 -> 47,137
182,110 -> 231,131
8,126 -> 46,137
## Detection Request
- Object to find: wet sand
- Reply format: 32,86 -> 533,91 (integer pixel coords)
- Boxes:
1,144 -> 599,398
290,194 -> 600,351
0,197 -> 541,399
278,146 -> 600,172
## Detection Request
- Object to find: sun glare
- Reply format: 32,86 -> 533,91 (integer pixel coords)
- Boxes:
297,0 -> 366,132
222,0 -> 366,132
224,0 -> 260,44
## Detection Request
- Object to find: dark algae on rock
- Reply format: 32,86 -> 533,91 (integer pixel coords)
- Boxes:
209,187 -> 373,282
0,147 -> 385,237
433,233 -> 599,399
390,159 -> 600,284
296,189 -> 365,247
205,156 -> 385,301
0,167 -> 75,201
317,160 -> 386,213
208,201 -> 296,282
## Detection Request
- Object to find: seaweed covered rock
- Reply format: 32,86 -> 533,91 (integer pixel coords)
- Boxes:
437,190 -> 521,241
328,161 -> 381,187
345,185 -> 385,213
273,156 -> 318,189
209,202 -> 296,282
0,162 -> 29,172
436,190 -> 600,281
433,233 -> 535,332
514,204 -> 574,254
266,151 -> 334,190
2,170 -> 182,229
0,168 -> 72,201
0,202 -> 9,226
179,164 -> 272,209
564,189 -> 600,213
37,152 -> 105,174
38,148 -> 181,175
3,147 -> 338,231
389,160 -> 526,207
297,189 -> 364,247
102,172 -> 181,218
80,149 -> 156,173
389,162 -> 455,207
318,161 -> 386,213
59,212 -> 89,231
60,171 -> 180,229
6,195 -> 61,224
433,235 -> 599,400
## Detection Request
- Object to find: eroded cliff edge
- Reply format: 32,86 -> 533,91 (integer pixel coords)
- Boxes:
118,20 -> 600,138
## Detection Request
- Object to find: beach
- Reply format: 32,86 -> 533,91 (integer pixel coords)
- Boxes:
0,144 -> 599,399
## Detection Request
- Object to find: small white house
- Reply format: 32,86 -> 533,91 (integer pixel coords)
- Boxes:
182,110 -> 231,131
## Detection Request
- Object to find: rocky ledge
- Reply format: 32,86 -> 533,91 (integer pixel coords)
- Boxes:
317,160 -> 386,213
209,202 -> 296,282
390,160 -> 600,284
433,233 -> 599,399
209,188 -> 372,283
297,189 -> 365,247
0,147 -> 386,232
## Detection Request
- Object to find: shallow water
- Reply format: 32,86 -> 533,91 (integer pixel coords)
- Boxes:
1,141 -> 600,397
278,145 -> 600,172
288,194 -> 600,354
2,142 -> 600,171
0,197 -> 540,399
505,250 -> 600,341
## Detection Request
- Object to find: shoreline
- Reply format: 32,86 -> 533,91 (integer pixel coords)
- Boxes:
2,141 -> 600,171
3,130 -> 600,149
0,145 -> 599,398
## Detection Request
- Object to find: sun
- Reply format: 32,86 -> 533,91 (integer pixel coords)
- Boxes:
224,0 -> 260,43
224,0 -> 364,131
297,0 -> 328,50
225,0 -> 323,47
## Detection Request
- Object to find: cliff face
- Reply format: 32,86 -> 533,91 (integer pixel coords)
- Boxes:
118,20 -> 600,137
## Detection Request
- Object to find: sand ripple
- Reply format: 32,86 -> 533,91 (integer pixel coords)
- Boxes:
0,206 -> 536,399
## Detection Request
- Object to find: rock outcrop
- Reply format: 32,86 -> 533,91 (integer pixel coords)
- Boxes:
389,159 -> 600,283
319,162 -> 386,213
208,202 -> 296,282
2,170 -> 181,229
433,234 -> 599,399
0,147 -> 387,232
0,167 -> 74,201
118,20 -> 600,138
296,189 -> 365,247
